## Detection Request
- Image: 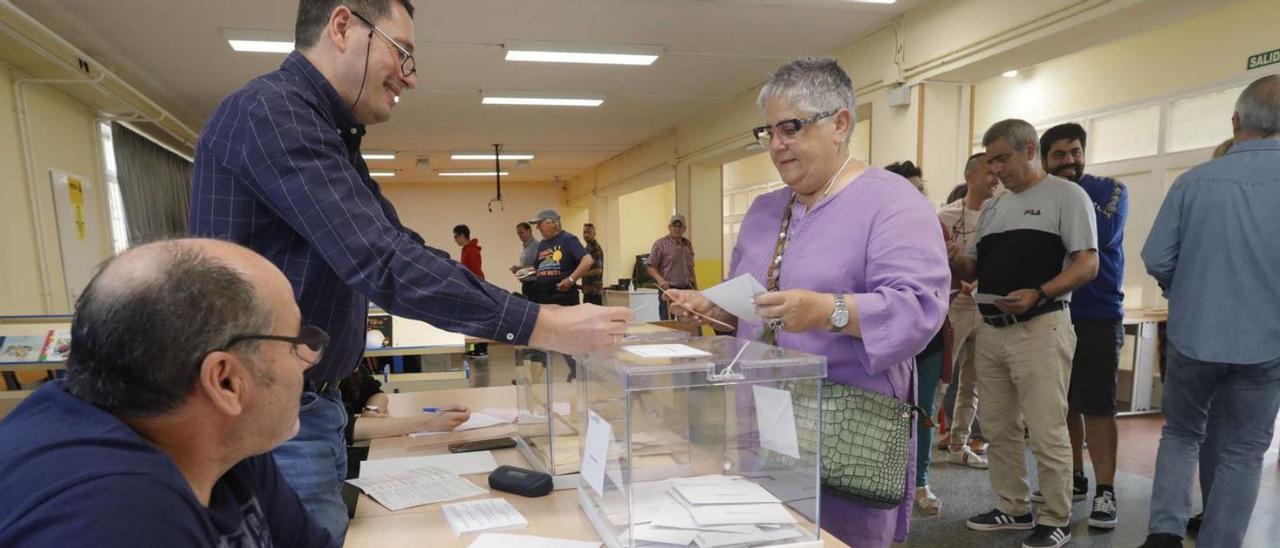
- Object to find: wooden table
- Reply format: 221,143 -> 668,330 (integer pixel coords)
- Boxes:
344,387 -> 849,548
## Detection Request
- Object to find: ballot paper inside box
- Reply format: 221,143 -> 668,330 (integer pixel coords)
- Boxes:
515,322 -> 690,478
576,335 -> 827,548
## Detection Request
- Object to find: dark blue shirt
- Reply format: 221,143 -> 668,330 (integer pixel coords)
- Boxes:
190,52 -> 539,381
1070,174 -> 1127,320
534,231 -> 588,288
0,382 -> 332,547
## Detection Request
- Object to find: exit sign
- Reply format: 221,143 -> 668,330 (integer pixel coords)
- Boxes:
1247,48 -> 1280,70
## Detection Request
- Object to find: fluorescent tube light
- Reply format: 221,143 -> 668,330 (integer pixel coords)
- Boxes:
369,171 -> 396,177
505,41 -> 661,66
451,152 -> 535,161
223,29 -> 295,53
362,152 -> 396,161
438,171 -> 510,177
1002,70 -> 1019,78
482,93 -> 604,107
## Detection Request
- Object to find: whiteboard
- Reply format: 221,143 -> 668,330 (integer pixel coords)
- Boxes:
49,170 -> 105,309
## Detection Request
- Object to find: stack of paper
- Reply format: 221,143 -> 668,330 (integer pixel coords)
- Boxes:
441,498 -> 528,536
607,475 -> 806,547
345,466 -> 486,511
409,409 -> 516,437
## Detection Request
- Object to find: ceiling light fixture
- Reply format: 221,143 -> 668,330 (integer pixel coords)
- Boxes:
1002,70 -> 1019,78
439,171 -> 511,177
362,152 -> 396,161
223,29 -> 294,53
504,41 -> 661,66
482,92 -> 605,107
451,152 -> 535,161
369,171 -> 396,177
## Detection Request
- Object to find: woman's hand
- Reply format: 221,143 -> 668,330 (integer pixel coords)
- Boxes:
754,289 -> 835,333
362,392 -> 390,418
665,289 -> 734,329
419,404 -> 470,432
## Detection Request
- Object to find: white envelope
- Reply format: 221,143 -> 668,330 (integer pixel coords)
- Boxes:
687,503 -> 796,526
699,274 -> 767,322
752,385 -> 801,459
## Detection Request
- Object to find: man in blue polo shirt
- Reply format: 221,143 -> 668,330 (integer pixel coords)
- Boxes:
1039,122 -> 1128,530
189,1 -> 630,538
0,239 -> 331,547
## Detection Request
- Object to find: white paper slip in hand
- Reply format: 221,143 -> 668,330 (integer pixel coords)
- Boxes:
622,344 -> 712,359
410,411 -> 513,437
442,498 -> 528,536
699,273 -> 767,322
974,293 -> 1019,305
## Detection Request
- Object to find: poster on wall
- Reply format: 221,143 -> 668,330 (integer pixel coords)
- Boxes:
50,170 -> 105,309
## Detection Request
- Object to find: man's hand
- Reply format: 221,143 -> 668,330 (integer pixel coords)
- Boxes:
993,289 -> 1039,316
754,290 -> 835,333
556,278 -> 574,292
529,304 -> 633,355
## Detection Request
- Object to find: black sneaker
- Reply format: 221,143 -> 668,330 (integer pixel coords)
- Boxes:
966,508 -> 1035,531
1031,474 -> 1088,503
1138,533 -> 1183,548
1088,489 -> 1118,529
1023,525 -> 1071,548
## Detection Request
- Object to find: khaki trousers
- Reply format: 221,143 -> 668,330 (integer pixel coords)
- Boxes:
948,306 -> 981,448
975,309 -> 1076,527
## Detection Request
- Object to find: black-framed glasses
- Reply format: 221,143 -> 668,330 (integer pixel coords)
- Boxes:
224,325 -> 330,366
752,110 -> 836,148
351,11 -> 416,78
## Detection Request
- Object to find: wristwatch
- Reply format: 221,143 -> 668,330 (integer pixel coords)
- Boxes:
828,294 -> 849,333
1035,286 -> 1049,303
566,276 -> 576,284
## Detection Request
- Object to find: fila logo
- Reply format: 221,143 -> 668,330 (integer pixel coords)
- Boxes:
1024,209 -> 1042,216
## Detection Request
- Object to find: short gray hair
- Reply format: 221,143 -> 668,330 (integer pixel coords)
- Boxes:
1236,75 -> 1280,136
963,152 -> 986,174
757,57 -> 857,139
982,119 -> 1039,154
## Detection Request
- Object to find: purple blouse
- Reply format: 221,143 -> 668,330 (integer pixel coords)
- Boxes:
729,167 -> 950,546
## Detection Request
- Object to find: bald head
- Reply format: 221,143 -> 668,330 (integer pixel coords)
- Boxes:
65,239 -> 283,416
1235,74 -> 1280,139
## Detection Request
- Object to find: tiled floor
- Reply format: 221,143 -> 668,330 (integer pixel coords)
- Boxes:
440,348 -> 1280,547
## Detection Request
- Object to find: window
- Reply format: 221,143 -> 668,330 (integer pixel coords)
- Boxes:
1165,85 -> 1243,153
1089,105 -> 1160,163
99,123 -> 129,255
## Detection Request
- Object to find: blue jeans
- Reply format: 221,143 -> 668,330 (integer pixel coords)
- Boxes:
915,346 -> 944,487
273,388 -> 350,542
1148,343 -> 1280,547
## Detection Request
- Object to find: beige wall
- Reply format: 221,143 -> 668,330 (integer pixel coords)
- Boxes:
974,0 -> 1276,131
616,181 -> 675,284
380,181 -> 565,294
0,65 -> 109,314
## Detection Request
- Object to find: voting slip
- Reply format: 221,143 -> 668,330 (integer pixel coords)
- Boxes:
622,344 -> 712,359
359,452 -> 499,478
345,466 -> 487,511
441,498 -> 528,536
699,273 -> 767,322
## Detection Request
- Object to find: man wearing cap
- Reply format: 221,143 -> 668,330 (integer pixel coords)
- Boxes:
646,214 -> 697,320
530,209 -> 595,307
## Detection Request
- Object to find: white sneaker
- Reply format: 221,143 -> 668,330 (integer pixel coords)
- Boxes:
947,446 -> 989,469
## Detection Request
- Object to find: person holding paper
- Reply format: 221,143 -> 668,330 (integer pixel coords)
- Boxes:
0,239 -> 331,547
338,361 -> 469,442
667,57 -> 949,548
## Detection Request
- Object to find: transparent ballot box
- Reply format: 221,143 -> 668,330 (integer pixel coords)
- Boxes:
577,336 -> 827,548
515,322 -> 691,477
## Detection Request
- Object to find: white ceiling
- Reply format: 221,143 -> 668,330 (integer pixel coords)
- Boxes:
13,0 -> 919,183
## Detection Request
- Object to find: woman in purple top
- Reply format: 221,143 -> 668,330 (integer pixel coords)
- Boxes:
669,57 -> 949,547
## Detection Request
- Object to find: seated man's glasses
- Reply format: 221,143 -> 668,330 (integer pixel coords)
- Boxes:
752,110 -> 836,148
224,325 -> 330,366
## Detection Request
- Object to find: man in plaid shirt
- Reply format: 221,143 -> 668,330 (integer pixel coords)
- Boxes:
646,214 -> 697,320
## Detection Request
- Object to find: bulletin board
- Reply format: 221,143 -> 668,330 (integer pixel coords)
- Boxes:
49,170 -> 105,308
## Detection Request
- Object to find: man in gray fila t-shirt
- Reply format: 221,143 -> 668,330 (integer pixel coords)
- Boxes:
950,118 -> 1098,548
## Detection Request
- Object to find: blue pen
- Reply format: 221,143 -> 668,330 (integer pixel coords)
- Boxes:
382,364 -> 389,383
422,407 -> 442,414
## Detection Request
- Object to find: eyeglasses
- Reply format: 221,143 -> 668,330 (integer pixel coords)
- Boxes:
752,110 -> 836,148
224,325 -> 330,366
351,11 -> 416,78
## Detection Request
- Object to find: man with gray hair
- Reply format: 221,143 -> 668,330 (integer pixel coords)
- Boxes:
1138,74 -> 1280,548
0,239 -> 331,546
950,119 -> 1098,548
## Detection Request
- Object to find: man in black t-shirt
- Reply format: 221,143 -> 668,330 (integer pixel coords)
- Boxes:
529,208 -> 595,307
0,239 -> 331,547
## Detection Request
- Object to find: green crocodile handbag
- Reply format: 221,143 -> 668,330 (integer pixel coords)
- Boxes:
794,381 -> 923,509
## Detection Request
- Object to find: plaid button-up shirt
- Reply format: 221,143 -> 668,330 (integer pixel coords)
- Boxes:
647,235 -> 696,289
190,52 -> 538,382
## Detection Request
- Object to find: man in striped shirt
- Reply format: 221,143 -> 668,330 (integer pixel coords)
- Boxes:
646,214 -> 697,320
189,0 -> 629,539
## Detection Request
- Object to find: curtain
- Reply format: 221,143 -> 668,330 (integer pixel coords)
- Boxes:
111,122 -> 192,243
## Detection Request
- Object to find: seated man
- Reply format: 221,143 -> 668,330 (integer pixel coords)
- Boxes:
0,239 -> 332,547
